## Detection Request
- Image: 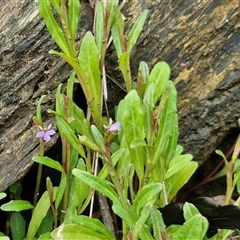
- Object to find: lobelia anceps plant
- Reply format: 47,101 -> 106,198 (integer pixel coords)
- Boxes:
0,1 -> 201,239
2,1 -> 240,240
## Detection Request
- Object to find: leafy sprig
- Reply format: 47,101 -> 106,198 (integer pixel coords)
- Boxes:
0,1 -> 240,240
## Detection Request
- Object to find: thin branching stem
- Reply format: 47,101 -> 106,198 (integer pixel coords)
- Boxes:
33,138 -> 45,206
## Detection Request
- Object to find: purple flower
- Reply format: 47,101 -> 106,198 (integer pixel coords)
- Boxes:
36,124 -> 56,142
108,122 -> 121,132
104,119 -> 121,133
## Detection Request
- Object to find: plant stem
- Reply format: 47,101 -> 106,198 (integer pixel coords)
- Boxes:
224,162 -> 235,205
61,137 -> 72,223
60,136 -> 67,223
33,138 -> 44,206
103,146 -> 153,239
104,154 -> 127,209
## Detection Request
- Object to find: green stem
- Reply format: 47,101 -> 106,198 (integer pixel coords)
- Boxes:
50,200 -> 58,228
61,93 -> 72,222
60,136 -> 67,223
33,138 -> 45,206
224,162 -> 235,205
61,141 -> 71,223
104,155 -> 128,210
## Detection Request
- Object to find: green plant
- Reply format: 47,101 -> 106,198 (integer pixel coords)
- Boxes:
0,1 -> 240,240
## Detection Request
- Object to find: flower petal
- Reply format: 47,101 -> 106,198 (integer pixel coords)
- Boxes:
109,122 -> 121,132
46,130 -> 56,136
36,131 -> 46,138
44,134 -> 51,142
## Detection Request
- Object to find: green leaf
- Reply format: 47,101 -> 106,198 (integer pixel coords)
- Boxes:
37,210 -> 53,237
112,203 -> 136,229
236,179 -> 240,196
75,159 -> 89,207
163,113 -> 179,167
164,154 -> 193,179
234,162 -> 240,185
170,214 -> 208,240
163,161 -> 198,205
150,206 -> 166,240
32,156 -> 66,176
143,82 -> 154,109
26,188 -> 57,239
105,3 -> 115,41
123,164 -> 134,199
46,177 -> 54,202
69,148 -> 80,180
130,139 -> 146,148
132,207 -> 151,240
136,82 -> 148,98
38,0 -> 70,56
143,82 -> 154,144
91,125 -> 105,150
10,212 -> 26,240
146,81 -> 177,180
116,99 -> 125,139
51,224 -> 108,239
95,1 -> 104,52
64,205 -> 77,224
9,183 -> 22,197
148,62 -> 170,104
127,10 -> 148,52
133,183 -> 162,214
68,0 -> 81,41
1,200 -> 33,212
55,176 -> 67,210
56,117 -> 86,158
49,0 -> 61,15
0,193 -> 7,201
72,215 -> 115,240
119,51 -> 132,91
0,237 -> 10,240
174,145 -> 184,157
78,135 -> 101,152
73,103 -> 87,134
112,204 -> 154,240
72,169 -> 121,206
122,90 -> 145,182
183,202 -> 200,221
78,31 -> 101,127
67,183 -> 78,212
55,83 -> 64,116
38,232 -> 52,239
215,149 -> 228,166
138,61 -> 149,84
116,140 -> 131,178
111,6 -> 124,58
